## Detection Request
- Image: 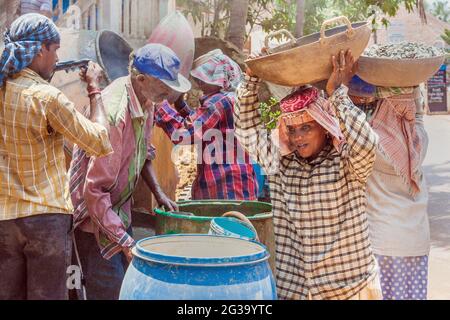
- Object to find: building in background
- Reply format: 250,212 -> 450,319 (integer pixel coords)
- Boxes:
370,6 -> 450,114
371,6 -> 450,48
21,0 -> 53,18
1,0 -> 176,48
0,0 -> 21,35
52,0 -> 176,48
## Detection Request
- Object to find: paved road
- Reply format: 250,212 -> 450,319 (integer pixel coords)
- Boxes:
423,115 -> 450,300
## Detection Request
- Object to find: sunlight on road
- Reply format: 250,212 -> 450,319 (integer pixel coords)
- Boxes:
423,115 -> 450,299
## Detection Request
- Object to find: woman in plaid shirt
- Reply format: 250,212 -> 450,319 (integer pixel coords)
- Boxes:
234,50 -> 382,300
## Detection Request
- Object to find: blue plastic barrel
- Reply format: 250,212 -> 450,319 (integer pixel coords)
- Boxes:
119,234 -> 277,300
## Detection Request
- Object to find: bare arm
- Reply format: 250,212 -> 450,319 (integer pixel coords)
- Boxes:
141,159 -> 178,212
80,62 -> 109,130
326,50 -> 378,182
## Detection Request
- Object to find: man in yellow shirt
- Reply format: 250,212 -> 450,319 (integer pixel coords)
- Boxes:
0,13 -> 112,299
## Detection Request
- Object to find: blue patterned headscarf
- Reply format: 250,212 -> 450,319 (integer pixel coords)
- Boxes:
348,75 -> 376,98
0,13 -> 60,85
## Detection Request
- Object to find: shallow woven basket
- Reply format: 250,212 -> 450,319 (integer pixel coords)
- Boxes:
356,54 -> 446,87
245,16 -> 371,86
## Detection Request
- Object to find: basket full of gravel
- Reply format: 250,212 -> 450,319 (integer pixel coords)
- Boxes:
356,42 -> 446,87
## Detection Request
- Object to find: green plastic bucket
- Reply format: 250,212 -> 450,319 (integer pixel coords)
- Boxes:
153,200 -> 276,273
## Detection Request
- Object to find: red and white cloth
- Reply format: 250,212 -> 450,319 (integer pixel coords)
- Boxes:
190,49 -> 243,91
271,86 -> 346,156
371,88 -> 423,196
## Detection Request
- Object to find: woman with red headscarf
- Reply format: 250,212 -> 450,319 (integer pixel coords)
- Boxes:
235,50 -> 382,300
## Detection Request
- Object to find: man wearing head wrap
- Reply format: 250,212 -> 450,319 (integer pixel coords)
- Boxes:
155,49 -> 259,200
235,50 -> 382,300
348,76 -> 430,300
0,13 -> 112,300
69,43 -> 191,300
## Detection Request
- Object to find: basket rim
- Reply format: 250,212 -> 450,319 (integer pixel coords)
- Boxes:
245,20 -> 370,63
153,200 -> 273,221
359,54 -> 446,62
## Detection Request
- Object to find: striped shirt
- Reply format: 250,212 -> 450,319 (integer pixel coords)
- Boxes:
234,75 -> 379,300
70,77 -> 156,259
155,91 -> 258,200
0,68 -> 112,221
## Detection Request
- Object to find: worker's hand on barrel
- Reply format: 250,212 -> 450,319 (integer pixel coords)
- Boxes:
79,61 -> 105,89
326,49 -> 358,97
123,246 -> 133,263
156,193 -> 179,212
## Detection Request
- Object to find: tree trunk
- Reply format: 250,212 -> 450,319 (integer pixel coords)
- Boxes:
210,0 -> 221,37
226,0 -> 249,50
294,0 -> 306,38
372,11 -> 378,44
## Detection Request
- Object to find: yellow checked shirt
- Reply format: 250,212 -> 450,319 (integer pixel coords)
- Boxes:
0,68 -> 112,221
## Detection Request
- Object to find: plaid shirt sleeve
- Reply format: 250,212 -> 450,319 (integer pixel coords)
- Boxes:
234,75 -> 279,175
83,124 -> 135,250
154,100 -> 222,145
46,91 -> 112,158
329,85 -> 379,183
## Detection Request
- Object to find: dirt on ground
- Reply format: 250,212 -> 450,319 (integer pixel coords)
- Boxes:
174,145 -> 197,201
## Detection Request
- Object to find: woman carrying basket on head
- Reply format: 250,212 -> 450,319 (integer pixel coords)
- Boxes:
348,76 -> 430,300
234,49 -> 382,300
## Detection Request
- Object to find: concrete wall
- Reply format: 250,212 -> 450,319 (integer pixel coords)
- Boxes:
0,0 -> 21,34
54,0 -> 176,48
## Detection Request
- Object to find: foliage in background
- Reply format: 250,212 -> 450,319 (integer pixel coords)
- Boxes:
177,0 -> 230,37
259,0 -> 328,37
177,0 -> 427,46
260,0 -> 426,38
442,29 -> 450,46
259,96 -> 281,130
428,0 -> 450,23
